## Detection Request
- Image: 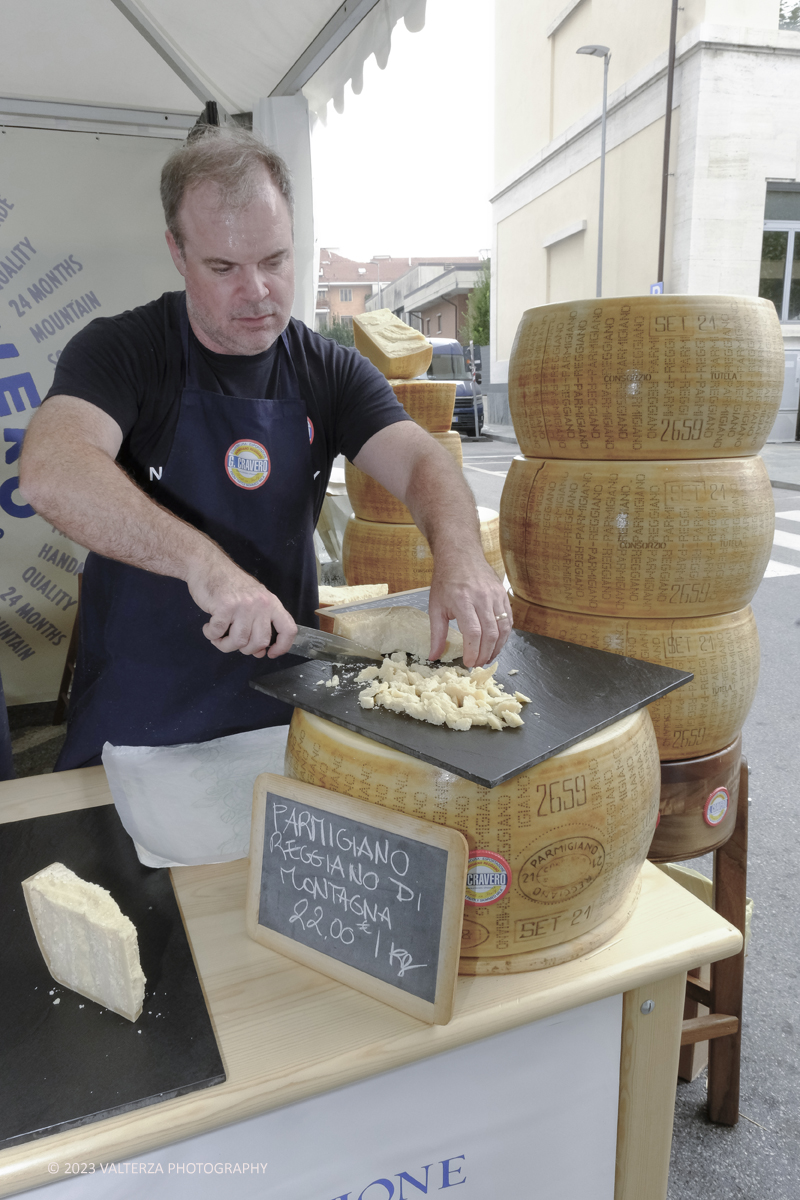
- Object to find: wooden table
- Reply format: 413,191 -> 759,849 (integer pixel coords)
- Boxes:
0,767 -> 742,1200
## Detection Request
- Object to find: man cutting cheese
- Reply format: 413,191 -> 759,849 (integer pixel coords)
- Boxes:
19,126 -> 511,769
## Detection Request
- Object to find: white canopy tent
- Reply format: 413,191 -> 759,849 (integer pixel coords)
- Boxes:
0,1 -> 425,706
0,0 -> 427,321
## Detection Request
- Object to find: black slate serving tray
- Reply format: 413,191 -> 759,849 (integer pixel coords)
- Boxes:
0,805 -> 225,1149
251,624 -> 691,789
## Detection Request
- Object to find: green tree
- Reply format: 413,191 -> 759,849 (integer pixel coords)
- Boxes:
461,261 -> 490,346
320,318 -> 355,347
780,1 -> 800,27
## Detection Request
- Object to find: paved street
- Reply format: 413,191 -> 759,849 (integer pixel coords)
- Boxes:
468,432 -> 800,1200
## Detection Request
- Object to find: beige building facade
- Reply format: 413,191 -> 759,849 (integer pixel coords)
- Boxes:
491,0 -> 800,436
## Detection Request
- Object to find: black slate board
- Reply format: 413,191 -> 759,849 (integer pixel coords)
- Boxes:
251,627 -> 692,789
257,790 -> 448,1005
0,805 -> 225,1150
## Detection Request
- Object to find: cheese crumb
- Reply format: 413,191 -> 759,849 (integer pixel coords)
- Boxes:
358,658 -> 525,731
508,669 -> 519,676
325,675 -> 340,688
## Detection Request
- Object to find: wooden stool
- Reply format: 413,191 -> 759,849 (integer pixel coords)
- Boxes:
651,756 -> 749,1125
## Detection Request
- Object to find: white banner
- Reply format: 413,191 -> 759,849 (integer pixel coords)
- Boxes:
0,126 -> 181,704
38,995 -> 622,1199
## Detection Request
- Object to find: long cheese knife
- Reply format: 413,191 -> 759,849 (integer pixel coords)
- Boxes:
287,624 -> 384,665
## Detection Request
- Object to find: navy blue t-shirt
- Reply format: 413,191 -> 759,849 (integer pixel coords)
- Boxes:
45,291 -> 410,523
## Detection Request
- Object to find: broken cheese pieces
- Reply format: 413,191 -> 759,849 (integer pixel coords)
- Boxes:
356,653 -> 531,731
354,310 -> 433,380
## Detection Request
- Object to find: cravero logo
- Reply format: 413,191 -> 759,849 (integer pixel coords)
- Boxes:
327,1155 -> 466,1198
225,439 -> 270,490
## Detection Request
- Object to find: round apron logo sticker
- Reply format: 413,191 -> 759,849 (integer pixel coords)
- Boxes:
703,787 -> 729,827
225,440 -> 270,489
464,850 -> 511,907
307,417 -> 314,444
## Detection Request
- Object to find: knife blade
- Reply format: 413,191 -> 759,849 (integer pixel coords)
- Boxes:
288,624 -> 384,665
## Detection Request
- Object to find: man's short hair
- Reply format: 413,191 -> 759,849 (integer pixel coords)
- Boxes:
161,125 -> 294,252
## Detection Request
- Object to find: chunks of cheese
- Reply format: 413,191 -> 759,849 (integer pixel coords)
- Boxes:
317,584 -> 389,606
354,310 -> 433,380
355,654 -> 530,731
22,862 -> 146,1022
333,605 -> 463,663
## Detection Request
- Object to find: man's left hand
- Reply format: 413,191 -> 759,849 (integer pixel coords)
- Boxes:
429,555 -> 512,669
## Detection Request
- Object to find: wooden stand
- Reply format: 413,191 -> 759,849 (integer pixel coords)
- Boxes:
678,756 -> 749,1125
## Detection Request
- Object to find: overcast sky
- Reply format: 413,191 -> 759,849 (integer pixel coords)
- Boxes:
310,0 -> 494,262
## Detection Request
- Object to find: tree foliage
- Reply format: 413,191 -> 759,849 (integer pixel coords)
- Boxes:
780,0 -> 800,27
461,261 -> 490,347
320,318 -> 355,347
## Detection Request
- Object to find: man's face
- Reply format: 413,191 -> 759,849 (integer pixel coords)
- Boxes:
166,169 -> 295,356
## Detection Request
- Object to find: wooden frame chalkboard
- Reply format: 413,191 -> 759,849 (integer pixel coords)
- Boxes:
246,774 -> 468,1025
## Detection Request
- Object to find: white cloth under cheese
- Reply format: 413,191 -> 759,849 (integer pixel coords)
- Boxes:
22,862 -> 146,1022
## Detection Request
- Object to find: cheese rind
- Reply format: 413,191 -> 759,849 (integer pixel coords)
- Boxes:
22,862 -> 146,1022
333,605 -> 463,662
354,310 -> 432,379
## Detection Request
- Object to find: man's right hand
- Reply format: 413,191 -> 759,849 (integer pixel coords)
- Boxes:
185,559 -> 297,659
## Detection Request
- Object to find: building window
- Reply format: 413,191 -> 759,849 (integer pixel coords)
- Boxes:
759,185 -> 800,322
339,288 -> 353,302
437,313 -> 442,332
425,318 -> 431,335
339,315 -> 354,329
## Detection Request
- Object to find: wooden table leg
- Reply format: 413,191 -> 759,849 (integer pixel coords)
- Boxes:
615,973 -> 687,1200
708,756 -> 748,1125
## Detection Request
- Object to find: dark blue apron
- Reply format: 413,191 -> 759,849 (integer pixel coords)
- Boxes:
56,298 -> 318,770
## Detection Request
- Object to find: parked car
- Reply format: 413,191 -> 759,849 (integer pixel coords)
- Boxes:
426,338 -> 484,437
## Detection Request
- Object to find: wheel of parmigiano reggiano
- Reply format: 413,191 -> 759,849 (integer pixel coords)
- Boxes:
508,295 -> 784,460
510,593 -> 760,760
499,456 -> 773,618
284,706 -> 660,971
343,507 -> 504,592
345,432 -> 463,523
649,735 -> 742,863
390,380 -> 457,431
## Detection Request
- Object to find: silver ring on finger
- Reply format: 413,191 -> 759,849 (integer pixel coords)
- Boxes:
494,612 -> 508,620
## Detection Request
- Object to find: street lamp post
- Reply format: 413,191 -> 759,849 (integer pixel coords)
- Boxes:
577,44 -> 611,298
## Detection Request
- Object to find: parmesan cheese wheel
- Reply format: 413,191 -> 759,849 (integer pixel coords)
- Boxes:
345,431 -> 463,523
508,295 -> 784,459
354,309 -> 433,379
499,456 -> 774,618
285,706 -> 660,969
649,734 -> 742,863
389,379 -> 457,431
510,594 -> 760,760
343,507 -> 505,592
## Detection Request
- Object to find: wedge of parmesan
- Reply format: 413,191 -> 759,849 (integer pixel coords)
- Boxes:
22,862 -> 146,1022
354,310 -> 433,380
333,605 -> 463,663
317,584 -> 389,607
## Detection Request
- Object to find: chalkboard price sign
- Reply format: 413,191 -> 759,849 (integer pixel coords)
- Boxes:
246,774 -> 468,1024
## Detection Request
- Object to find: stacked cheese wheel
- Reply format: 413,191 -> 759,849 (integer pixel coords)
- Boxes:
501,294 -> 783,862
346,310 -> 503,590
285,705 -> 660,973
